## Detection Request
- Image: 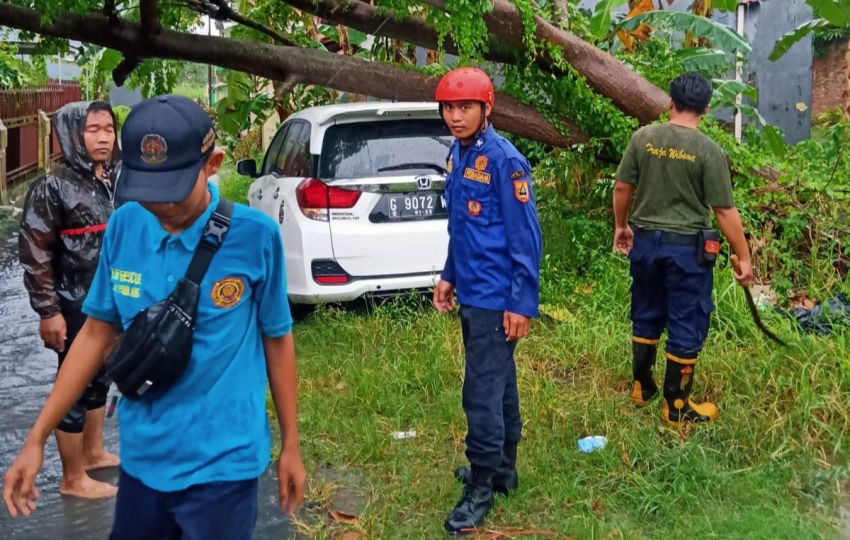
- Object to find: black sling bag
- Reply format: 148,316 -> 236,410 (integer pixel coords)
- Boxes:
106,199 -> 234,401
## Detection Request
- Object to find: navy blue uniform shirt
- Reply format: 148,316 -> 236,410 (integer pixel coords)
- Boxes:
441,124 -> 542,318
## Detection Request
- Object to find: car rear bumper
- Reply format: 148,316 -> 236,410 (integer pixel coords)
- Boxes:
288,272 -> 441,304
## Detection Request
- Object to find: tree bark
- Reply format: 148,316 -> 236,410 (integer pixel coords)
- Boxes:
0,2 -> 585,147
421,0 -> 669,123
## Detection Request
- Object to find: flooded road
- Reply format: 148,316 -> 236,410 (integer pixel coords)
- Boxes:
0,207 -> 292,539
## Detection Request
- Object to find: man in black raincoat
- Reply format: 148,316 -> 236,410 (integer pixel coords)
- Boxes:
18,101 -> 121,499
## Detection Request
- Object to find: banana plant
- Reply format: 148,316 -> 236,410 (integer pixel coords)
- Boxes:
619,11 -> 751,55
711,78 -> 787,156
769,0 -> 849,61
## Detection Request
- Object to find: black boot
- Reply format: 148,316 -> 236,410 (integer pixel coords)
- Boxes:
661,354 -> 719,426
454,441 -> 519,495
631,339 -> 659,407
444,466 -> 495,536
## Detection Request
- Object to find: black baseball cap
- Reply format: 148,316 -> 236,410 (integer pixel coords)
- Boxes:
116,95 -> 215,203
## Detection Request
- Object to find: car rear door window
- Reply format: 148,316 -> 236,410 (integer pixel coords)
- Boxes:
319,119 -> 451,180
280,122 -> 312,178
262,123 -> 290,176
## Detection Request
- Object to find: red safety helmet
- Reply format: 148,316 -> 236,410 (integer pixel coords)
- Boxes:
435,67 -> 495,108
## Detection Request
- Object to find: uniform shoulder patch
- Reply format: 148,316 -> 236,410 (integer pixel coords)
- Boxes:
211,277 -> 245,308
513,180 -> 530,203
474,155 -> 488,171
511,170 -> 528,180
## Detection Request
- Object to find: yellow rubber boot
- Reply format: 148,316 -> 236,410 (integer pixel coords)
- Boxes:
661,354 -> 719,426
631,338 -> 659,407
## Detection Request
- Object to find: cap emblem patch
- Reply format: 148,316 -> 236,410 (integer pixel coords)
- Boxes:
140,134 -> 168,165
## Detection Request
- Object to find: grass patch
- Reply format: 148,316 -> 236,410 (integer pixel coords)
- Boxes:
217,161 -> 252,204
287,287 -> 849,538
172,82 -> 207,103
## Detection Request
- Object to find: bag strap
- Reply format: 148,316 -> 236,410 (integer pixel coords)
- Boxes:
184,198 -> 234,284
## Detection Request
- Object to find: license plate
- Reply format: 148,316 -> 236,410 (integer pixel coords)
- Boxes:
386,193 -> 447,220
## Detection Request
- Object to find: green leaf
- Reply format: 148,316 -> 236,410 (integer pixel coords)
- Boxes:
97,48 -> 122,74
317,24 -> 340,45
769,18 -> 832,61
711,78 -> 758,108
619,11 -> 751,55
734,104 -> 788,157
348,28 -> 368,47
712,0 -> 740,11
225,70 -> 252,102
807,0 -> 850,26
763,125 -> 788,157
673,48 -> 733,72
589,0 -> 629,41
736,104 -> 768,125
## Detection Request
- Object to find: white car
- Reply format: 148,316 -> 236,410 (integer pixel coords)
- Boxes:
238,102 -> 452,307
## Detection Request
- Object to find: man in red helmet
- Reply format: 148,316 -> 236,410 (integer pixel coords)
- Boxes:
432,67 -> 542,536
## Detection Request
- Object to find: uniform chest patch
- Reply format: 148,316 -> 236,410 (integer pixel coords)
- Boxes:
463,168 -> 491,185
447,156 -> 453,173
211,277 -> 245,308
467,200 -> 482,217
474,155 -> 488,171
513,180 -> 530,203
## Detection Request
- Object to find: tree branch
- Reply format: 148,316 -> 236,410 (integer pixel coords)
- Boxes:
103,0 -> 117,20
0,2 -> 585,147
113,56 -> 141,86
140,0 -> 159,36
197,0 -> 297,47
421,0 -> 669,123
281,0 -> 520,65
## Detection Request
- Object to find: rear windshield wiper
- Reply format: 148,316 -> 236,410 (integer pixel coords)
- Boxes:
377,162 -> 447,174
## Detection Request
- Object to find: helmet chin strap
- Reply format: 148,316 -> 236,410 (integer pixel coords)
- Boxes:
477,103 -> 488,135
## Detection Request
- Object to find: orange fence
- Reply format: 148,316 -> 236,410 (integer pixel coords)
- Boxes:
0,83 -> 81,124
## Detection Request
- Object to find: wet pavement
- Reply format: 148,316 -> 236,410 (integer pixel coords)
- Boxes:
0,206 -> 292,539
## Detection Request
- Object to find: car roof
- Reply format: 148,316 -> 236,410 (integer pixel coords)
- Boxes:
288,101 -> 440,126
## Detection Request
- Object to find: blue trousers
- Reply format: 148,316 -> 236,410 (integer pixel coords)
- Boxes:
109,469 -> 258,540
460,306 -> 522,468
629,231 -> 715,359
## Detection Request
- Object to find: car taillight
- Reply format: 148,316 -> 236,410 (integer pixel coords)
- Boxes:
295,178 -> 361,221
311,260 -> 351,285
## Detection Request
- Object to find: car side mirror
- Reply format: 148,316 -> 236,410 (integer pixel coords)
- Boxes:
237,159 -> 258,178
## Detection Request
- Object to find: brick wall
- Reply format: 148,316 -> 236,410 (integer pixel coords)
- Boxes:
812,38 -> 850,117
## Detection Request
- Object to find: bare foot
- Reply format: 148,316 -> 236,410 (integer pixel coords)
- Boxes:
84,450 -> 121,471
60,474 -> 118,499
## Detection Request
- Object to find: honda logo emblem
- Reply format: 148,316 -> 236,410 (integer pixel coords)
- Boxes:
416,176 -> 432,190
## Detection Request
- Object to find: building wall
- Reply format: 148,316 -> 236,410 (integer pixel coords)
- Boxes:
812,37 -> 850,117
744,0 -> 813,143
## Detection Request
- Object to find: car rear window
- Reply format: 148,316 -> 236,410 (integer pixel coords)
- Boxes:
319,119 -> 452,180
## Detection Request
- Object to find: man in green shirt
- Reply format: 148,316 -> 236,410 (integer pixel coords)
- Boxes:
613,72 -> 753,426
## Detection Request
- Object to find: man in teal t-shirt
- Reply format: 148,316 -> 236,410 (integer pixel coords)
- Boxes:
4,95 -> 306,539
